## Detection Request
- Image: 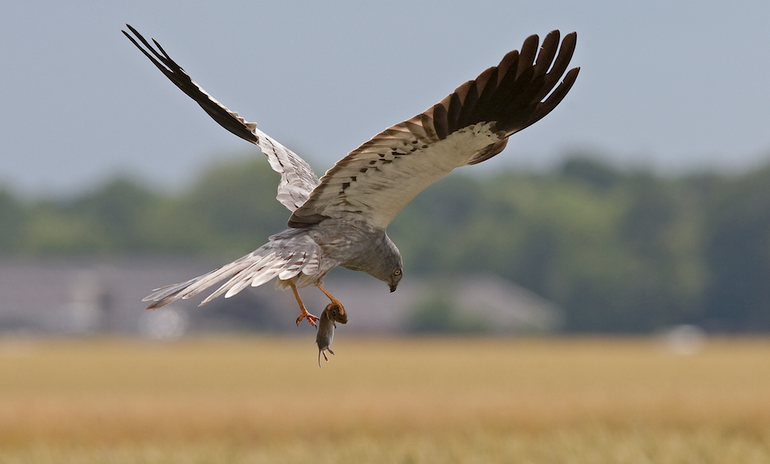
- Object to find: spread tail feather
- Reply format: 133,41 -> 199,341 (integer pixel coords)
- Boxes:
143,232 -> 321,309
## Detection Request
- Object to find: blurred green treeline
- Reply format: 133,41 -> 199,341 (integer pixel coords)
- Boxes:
2,155 -> 769,333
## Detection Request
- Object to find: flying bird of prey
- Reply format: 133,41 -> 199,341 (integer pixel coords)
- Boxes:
123,25 -> 579,328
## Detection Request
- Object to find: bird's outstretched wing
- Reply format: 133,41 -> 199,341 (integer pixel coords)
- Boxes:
289,31 -> 579,229
122,24 -> 319,212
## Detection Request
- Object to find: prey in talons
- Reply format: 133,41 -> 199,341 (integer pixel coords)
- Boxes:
316,302 -> 347,367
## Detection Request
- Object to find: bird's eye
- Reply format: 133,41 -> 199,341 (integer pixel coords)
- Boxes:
394,269 -> 402,276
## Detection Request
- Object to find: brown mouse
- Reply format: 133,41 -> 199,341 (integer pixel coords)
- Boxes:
316,302 -> 347,366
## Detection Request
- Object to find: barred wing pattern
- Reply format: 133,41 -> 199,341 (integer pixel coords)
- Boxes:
123,25 -> 319,211
289,31 -> 579,229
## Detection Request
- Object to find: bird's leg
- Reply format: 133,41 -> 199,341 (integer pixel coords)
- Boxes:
317,282 -> 347,324
290,282 -> 318,327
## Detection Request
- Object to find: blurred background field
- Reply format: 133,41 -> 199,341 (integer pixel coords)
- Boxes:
1,336 -> 769,463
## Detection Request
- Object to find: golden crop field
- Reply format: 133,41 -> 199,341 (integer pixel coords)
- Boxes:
1,336 -> 769,463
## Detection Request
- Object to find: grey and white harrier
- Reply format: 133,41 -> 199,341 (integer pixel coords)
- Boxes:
123,25 -> 579,328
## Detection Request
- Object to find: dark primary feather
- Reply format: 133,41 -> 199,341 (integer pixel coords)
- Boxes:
437,30 -> 578,144
122,25 -> 258,143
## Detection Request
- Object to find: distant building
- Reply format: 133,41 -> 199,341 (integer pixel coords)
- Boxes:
323,270 -> 563,334
0,259 -> 562,337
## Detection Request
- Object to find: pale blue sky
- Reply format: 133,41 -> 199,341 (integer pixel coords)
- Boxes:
2,1 -> 769,196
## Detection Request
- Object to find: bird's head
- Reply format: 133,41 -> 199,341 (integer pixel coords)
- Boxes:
382,234 -> 403,292
388,267 -> 403,293
346,229 -> 404,293
369,233 -> 403,292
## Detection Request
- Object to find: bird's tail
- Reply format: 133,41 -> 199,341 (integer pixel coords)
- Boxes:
143,232 -> 320,309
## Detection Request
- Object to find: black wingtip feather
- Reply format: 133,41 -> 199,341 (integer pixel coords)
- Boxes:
475,31 -> 579,136
455,81 -> 479,129
123,25 -> 259,144
516,34 -> 540,79
532,30 -> 560,78
446,92 -> 463,133
432,103 -> 449,140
